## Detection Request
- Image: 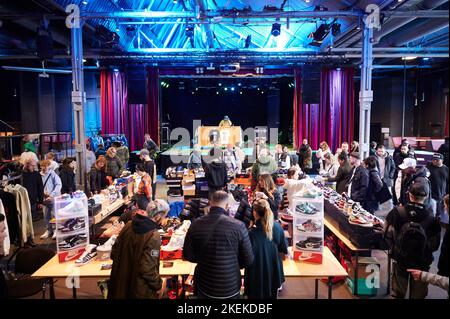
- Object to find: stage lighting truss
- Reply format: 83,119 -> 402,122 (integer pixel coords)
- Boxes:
244,35 -> 251,48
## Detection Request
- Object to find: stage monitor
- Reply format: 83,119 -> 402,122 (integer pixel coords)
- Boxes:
127,66 -> 147,104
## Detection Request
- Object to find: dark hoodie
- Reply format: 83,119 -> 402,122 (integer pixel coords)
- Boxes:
205,160 -> 228,189
21,170 -> 44,205
386,202 -> 441,270
108,214 -> 162,299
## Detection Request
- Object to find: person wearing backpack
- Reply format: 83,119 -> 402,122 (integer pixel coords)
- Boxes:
384,181 -> 442,299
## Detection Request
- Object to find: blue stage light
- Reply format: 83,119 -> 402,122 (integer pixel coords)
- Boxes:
224,87 -> 228,91
231,87 -> 235,91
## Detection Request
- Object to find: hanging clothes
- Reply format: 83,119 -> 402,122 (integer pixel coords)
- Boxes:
0,190 -> 20,246
4,184 -> 34,243
0,199 -> 10,256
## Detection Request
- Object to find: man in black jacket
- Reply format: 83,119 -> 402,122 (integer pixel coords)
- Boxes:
384,182 -> 441,299
347,152 -> 369,205
327,152 -> 352,194
375,145 -> 396,188
426,153 -> 449,220
203,148 -> 228,198
183,191 -> 254,299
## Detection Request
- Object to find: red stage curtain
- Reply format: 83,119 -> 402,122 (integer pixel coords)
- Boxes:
128,104 -> 147,151
147,68 -> 160,146
319,67 -> 355,152
100,70 -> 128,135
302,103 -> 320,150
293,68 -> 303,149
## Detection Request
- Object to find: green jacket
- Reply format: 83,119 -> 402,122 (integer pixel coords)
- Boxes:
109,216 -> 162,299
252,155 -> 278,181
106,156 -> 124,178
116,146 -> 130,167
24,141 -> 36,153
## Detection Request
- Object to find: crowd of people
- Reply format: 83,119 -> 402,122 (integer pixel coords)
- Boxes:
2,134 -> 161,244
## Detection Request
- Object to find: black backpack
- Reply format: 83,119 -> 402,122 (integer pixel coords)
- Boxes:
393,207 -> 430,269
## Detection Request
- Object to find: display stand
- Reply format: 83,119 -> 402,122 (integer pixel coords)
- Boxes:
54,192 -> 89,263
291,193 -> 324,263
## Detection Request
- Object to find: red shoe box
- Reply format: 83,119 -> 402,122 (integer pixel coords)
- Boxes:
160,249 -> 183,260
293,250 -> 323,264
58,247 -> 85,263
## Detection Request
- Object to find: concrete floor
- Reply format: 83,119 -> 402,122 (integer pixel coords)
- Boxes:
3,179 -> 448,299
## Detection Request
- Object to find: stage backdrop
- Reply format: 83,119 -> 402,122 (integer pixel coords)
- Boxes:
100,68 -> 160,151
293,67 -> 355,151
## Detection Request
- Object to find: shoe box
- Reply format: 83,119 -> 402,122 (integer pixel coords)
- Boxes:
233,177 -> 253,187
160,249 -> 183,260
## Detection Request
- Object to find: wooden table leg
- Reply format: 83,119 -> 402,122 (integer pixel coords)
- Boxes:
50,278 -> 55,299
315,279 -> 319,299
328,277 -> 334,299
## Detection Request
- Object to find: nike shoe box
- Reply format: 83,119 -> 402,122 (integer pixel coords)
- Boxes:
88,203 -> 102,217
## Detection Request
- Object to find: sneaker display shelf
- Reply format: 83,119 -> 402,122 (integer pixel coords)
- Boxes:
54,192 -> 90,263
319,185 -> 391,296
290,190 -> 324,264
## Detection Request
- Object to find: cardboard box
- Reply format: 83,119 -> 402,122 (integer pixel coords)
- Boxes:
160,249 -> 183,260
346,257 -> 381,280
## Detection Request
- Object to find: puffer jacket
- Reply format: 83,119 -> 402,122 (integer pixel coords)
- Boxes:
348,166 -> 369,204
88,166 -> 108,194
252,155 -> 278,181
183,207 -> 254,299
108,215 -> 162,299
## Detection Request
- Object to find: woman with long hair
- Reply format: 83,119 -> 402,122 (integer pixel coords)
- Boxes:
244,199 -> 283,299
255,173 -> 281,220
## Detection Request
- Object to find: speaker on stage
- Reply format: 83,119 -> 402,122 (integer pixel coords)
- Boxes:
126,66 -> 147,104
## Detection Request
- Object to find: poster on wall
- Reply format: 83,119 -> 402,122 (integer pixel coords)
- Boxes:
290,193 -> 324,264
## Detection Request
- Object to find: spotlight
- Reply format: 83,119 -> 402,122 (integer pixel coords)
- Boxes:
192,91 -> 195,95
82,1 -> 88,5
82,58 -> 87,63
224,87 -> 228,91
261,91 -> 264,94
238,83 -> 242,86
96,60 -> 100,68
240,91 -> 243,95
113,68 -> 119,72
216,91 -> 219,95
308,23 -> 331,46
196,87 -> 199,91
402,56 -> 417,61
245,35 -> 251,48
331,23 -> 341,36
231,87 -> 235,91
271,23 -> 281,37
422,57 -> 430,61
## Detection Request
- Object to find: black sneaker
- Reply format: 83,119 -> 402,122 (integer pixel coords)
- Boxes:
295,237 -> 323,251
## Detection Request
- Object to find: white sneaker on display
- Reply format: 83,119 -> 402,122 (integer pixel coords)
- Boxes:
52,232 -> 56,240
97,235 -> 118,250
75,244 -> 98,266
161,232 -> 187,252
174,220 -> 191,235
40,231 -> 50,239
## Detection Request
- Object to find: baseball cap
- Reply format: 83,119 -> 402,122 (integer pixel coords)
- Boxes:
409,180 -> 429,198
432,153 -> 444,160
399,157 -> 417,170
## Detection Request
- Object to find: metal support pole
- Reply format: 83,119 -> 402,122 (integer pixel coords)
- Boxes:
70,25 -> 87,191
401,63 -> 407,138
358,25 -> 374,160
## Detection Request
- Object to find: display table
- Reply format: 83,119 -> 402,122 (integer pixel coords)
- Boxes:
32,246 -> 345,299
324,215 -> 390,296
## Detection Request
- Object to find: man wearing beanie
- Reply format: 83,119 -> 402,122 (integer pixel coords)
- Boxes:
108,200 -> 169,299
384,182 -> 441,299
